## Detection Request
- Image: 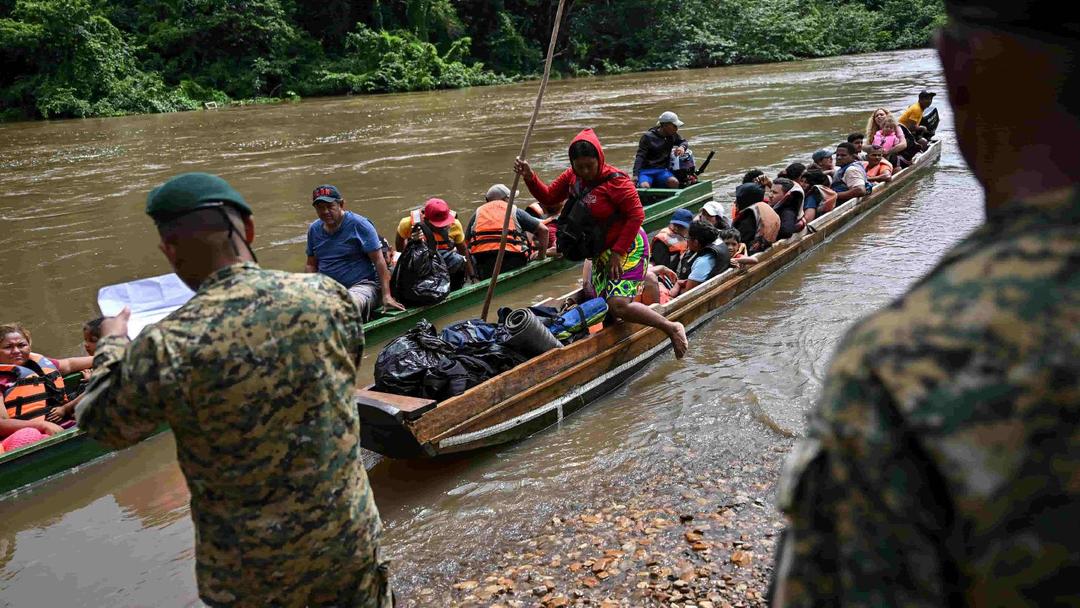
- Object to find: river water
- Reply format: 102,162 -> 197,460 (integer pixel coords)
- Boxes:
0,48 -> 983,606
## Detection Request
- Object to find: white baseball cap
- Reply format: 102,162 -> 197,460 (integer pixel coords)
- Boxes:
657,111 -> 684,127
485,184 -> 518,201
701,201 -> 726,217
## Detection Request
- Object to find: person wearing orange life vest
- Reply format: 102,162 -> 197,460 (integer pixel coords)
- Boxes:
0,323 -> 91,443
650,208 -> 693,272
466,184 -> 549,280
395,198 -> 475,290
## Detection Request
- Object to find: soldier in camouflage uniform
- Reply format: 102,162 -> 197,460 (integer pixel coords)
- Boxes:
771,3 -> 1080,606
77,173 -> 393,607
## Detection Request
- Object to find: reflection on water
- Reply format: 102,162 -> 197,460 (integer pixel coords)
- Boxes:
0,48 -> 985,606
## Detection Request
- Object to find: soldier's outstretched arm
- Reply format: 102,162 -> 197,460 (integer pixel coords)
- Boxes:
76,325 -> 169,449
771,364 -> 957,607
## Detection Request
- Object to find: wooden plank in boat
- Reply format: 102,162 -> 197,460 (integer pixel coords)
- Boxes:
356,389 -> 436,422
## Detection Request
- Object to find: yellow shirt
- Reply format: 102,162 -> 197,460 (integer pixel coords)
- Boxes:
898,102 -> 923,130
396,214 -> 466,246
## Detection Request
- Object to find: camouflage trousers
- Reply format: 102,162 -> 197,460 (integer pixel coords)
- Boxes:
197,546 -> 393,608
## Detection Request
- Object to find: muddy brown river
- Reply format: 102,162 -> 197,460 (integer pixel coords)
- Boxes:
0,48 -> 983,607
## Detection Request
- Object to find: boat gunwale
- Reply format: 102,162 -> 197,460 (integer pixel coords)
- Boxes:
0,182 -> 715,496
399,140 -> 943,451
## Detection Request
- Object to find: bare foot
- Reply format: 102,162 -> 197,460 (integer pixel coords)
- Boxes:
669,322 -> 688,359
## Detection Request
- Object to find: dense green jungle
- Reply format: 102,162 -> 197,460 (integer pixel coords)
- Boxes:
0,0 -> 945,120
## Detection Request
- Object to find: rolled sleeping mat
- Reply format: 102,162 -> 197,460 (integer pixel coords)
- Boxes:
548,297 -> 609,341
503,308 -> 562,356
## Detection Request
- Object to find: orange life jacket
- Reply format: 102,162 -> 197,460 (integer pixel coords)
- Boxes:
863,159 -> 893,179
525,202 -> 545,219
468,200 -> 529,255
745,202 -> 781,252
1,353 -> 67,420
651,226 -> 688,269
407,209 -> 455,252
808,185 -> 839,215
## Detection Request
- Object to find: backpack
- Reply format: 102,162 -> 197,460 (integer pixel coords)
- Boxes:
555,172 -> 624,261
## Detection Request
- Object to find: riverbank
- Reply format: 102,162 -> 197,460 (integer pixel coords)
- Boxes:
426,438 -> 794,608
2,0 -> 943,122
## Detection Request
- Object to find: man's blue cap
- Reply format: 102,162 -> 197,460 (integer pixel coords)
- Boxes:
671,208 -> 694,228
312,184 -> 342,204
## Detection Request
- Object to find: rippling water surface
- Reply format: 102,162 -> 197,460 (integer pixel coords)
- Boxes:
0,48 -> 984,606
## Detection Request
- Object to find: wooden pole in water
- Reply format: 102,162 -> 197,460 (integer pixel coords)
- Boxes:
480,0 -> 568,322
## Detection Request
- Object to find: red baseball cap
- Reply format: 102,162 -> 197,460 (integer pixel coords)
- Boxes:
423,198 -> 455,228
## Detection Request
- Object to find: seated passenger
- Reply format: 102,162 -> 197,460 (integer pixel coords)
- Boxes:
811,149 -> 835,177
523,202 -> 558,256
634,111 -> 689,189
466,184 -> 549,280
732,183 -> 781,254
651,208 -> 693,271
0,323 -> 90,443
695,201 -> 730,229
305,184 -> 403,321
831,143 -> 869,205
78,316 -> 104,383
865,107 -> 908,161
862,145 -> 894,184
663,221 -> 729,298
799,168 -> 837,224
872,115 -> 904,153
730,170 -> 768,221
396,198 -> 476,290
847,133 -> 866,159
778,162 -> 806,181
898,91 -> 936,136
769,177 -> 806,239
719,228 -> 756,269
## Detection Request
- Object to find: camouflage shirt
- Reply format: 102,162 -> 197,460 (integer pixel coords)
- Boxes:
772,188 -> 1080,606
78,262 -> 392,607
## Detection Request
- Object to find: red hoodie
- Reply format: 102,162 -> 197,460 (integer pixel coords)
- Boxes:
522,129 -> 645,255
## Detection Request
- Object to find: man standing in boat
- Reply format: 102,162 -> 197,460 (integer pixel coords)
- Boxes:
77,173 -> 393,607
514,128 -> 689,358
771,2 -> 1079,605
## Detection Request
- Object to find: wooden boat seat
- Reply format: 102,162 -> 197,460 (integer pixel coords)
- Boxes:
356,389 -> 436,422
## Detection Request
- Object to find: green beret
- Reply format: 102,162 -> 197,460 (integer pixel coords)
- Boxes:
146,173 -> 252,222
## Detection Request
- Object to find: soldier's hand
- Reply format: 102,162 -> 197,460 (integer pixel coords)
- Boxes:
100,307 -> 131,339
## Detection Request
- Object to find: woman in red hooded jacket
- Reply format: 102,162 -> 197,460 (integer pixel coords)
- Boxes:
514,129 -> 688,358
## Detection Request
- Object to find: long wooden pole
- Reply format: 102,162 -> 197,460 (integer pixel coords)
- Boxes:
480,0 -> 568,322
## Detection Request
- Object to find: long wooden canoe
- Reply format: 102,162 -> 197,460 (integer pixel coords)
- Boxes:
355,141 -> 943,459
0,182 -> 712,497
361,180 -> 715,343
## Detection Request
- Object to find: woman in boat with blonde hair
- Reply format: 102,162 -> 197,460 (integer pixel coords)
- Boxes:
865,107 -> 908,159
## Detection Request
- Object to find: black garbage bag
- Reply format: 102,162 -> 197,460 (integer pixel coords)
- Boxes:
373,321 -> 454,398
391,228 -> 450,306
374,319 -> 528,400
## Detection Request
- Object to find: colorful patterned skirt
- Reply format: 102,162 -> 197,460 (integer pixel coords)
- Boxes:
591,228 -> 650,299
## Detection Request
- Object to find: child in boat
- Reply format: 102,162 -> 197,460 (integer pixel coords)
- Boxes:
83,317 -> 103,357
720,228 -> 756,269
872,116 -> 903,153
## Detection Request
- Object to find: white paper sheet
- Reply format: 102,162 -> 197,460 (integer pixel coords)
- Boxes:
97,273 -> 195,339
